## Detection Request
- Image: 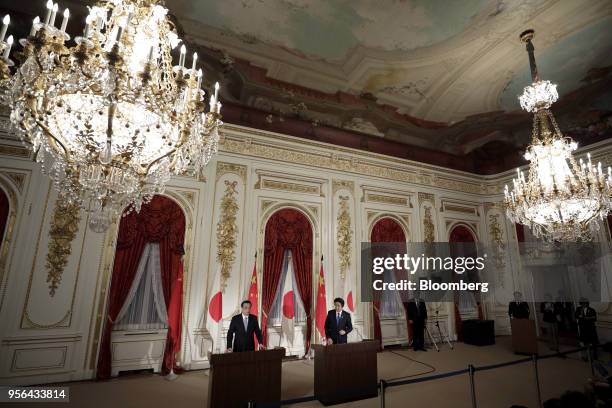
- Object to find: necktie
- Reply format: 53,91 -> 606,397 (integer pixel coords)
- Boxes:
244,316 -> 248,331
336,313 -> 340,326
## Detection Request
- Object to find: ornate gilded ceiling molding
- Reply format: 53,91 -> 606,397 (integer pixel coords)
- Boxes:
216,180 -> 239,290
336,196 -> 352,280
216,161 -> 247,184
221,132 -> 486,194
46,195 -> 81,297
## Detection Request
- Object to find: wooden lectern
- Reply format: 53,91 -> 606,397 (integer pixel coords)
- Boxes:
511,319 -> 538,354
313,340 -> 378,406
207,348 -> 285,408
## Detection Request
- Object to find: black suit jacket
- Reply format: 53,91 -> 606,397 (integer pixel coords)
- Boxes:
324,310 -> 353,344
407,300 -> 428,325
227,314 -> 263,352
508,301 -> 530,319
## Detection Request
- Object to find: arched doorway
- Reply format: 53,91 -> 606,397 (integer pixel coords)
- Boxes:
449,224 -> 481,340
370,217 -> 409,348
0,188 -> 9,249
262,208 -> 313,355
97,195 -> 186,379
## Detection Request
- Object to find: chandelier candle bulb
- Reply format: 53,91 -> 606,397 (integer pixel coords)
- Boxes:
50,3 -> 58,27
196,68 -> 202,89
0,15 -> 9,43
44,0 -> 53,25
191,52 -> 197,71
179,44 -> 186,68
60,9 -> 69,32
30,17 -> 40,36
2,35 -> 12,60
83,15 -> 91,37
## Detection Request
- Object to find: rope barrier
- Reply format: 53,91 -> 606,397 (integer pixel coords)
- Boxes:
254,342 -> 608,407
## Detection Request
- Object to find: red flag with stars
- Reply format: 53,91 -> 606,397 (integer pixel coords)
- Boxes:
315,256 -> 327,341
248,253 -> 259,348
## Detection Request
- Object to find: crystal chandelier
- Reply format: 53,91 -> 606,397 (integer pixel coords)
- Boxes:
504,30 -> 612,242
0,0 -> 222,232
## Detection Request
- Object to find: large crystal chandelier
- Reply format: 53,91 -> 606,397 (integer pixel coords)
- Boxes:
504,30 -> 612,242
0,0 -> 222,232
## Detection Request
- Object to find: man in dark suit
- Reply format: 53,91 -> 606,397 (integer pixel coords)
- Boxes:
226,300 -> 264,352
324,297 -> 353,344
575,298 -> 598,360
407,295 -> 427,351
508,291 -> 530,319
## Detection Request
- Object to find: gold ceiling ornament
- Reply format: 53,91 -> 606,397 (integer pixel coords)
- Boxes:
216,180 -> 238,289
0,0 -> 222,233
336,196 -> 352,280
504,30 -> 612,242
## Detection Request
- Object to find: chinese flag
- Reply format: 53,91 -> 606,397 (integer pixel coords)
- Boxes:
315,257 -> 327,341
248,255 -> 259,348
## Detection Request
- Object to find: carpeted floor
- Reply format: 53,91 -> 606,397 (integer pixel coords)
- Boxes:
4,336 -> 597,408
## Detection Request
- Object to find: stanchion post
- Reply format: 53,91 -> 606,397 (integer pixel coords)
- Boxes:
247,401 -> 254,408
468,364 -> 477,408
379,379 -> 386,408
532,354 -> 542,408
587,345 -> 594,376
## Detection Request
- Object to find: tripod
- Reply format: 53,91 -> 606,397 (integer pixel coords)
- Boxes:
426,310 -> 454,352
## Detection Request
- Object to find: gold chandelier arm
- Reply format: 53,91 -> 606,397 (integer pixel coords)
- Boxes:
30,118 -> 70,159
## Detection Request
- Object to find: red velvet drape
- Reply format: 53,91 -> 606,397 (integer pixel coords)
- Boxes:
97,196 -> 185,379
370,218 -> 408,349
0,188 -> 9,245
449,225 -> 477,342
262,209 -> 313,352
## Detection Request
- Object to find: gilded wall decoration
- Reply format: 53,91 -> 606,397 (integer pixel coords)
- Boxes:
423,206 -> 435,243
332,179 -> 354,195
418,192 -> 434,204
216,180 -> 239,289
46,195 -> 81,297
367,194 -> 407,206
216,161 -> 247,183
0,144 -> 31,158
488,214 -> 506,286
336,196 -> 352,280
261,179 -> 319,195
0,171 -> 26,193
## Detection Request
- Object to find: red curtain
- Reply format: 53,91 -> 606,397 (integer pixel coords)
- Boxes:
0,188 -> 9,245
262,209 -> 313,352
97,196 -> 185,379
370,218 -> 408,349
449,225 -> 477,341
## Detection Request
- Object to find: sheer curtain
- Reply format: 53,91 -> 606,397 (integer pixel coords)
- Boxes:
269,250 -> 306,325
379,268 -> 405,318
114,243 -> 168,331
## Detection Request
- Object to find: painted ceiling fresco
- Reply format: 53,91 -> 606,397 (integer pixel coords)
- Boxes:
167,0 -> 490,61
500,16 -> 612,111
